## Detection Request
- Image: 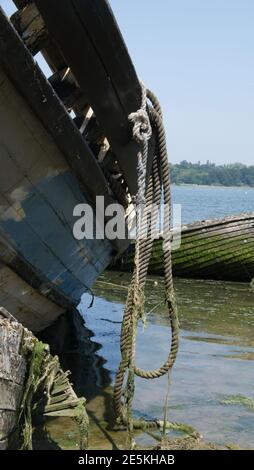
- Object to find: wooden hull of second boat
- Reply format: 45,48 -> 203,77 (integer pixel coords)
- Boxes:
115,214 -> 254,282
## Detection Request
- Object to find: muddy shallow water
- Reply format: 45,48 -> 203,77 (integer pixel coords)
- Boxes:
40,272 -> 254,449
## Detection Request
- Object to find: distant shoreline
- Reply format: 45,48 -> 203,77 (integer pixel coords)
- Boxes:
172,183 -> 254,190
170,162 -> 254,188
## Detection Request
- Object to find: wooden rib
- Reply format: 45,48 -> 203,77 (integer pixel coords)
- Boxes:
48,68 -> 88,112
11,3 -> 49,55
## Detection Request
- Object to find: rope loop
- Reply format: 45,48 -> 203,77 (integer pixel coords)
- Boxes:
129,109 -> 152,144
113,81 -> 179,440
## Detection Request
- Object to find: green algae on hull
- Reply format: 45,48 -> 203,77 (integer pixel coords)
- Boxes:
20,334 -> 89,450
113,213 -> 254,282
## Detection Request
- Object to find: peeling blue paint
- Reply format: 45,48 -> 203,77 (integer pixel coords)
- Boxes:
0,171 -> 113,303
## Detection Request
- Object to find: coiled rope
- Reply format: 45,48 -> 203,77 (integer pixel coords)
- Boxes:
113,83 -> 179,443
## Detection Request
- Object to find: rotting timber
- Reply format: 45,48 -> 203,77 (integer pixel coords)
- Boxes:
113,213 -> 254,283
0,307 -> 89,450
0,308 -> 26,450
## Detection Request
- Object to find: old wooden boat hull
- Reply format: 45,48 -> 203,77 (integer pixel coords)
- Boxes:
0,1 -> 153,331
0,47 -> 113,330
0,308 -> 26,450
114,214 -> 254,282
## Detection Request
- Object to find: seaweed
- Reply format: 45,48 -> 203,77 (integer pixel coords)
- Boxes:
220,394 -> 254,411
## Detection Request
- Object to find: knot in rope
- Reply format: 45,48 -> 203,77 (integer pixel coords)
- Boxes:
128,109 -> 152,145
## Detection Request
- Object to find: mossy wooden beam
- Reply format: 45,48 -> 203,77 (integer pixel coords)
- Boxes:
0,307 -> 89,450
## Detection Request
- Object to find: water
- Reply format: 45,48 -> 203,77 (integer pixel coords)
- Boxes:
78,271 -> 254,449
172,185 -> 254,224
41,185 -> 254,449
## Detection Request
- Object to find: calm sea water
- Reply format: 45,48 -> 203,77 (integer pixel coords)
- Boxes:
77,272 -> 254,450
172,185 -> 254,224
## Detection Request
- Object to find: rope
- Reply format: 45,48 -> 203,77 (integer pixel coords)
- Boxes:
113,83 -> 179,439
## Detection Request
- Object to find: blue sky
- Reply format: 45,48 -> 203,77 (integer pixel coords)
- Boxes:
1,0 -> 253,165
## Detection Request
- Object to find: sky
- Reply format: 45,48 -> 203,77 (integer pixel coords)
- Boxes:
1,0 -> 253,165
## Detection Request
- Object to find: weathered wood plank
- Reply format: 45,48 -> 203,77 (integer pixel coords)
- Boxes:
0,315 -> 25,447
0,379 -> 23,412
0,355 -> 26,386
0,264 -> 64,333
0,411 -> 17,441
11,3 -> 48,55
0,319 -> 26,385
13,0 -> 31,9
0,438 -> 8,450
0,236 -> 75,315
0,318 -> 23,353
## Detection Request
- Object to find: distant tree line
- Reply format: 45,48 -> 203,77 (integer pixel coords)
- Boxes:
170,161 -> 254,187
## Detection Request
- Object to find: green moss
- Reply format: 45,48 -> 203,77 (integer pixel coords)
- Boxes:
117,228 -> 254,282
127,233 -> 254,280
20,340 -> 49,450
226,443 -> 242,450
156,421 -> 197,436
19,338 -> 89,450
220,395 -> 254,411
74,399 -> 89,450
